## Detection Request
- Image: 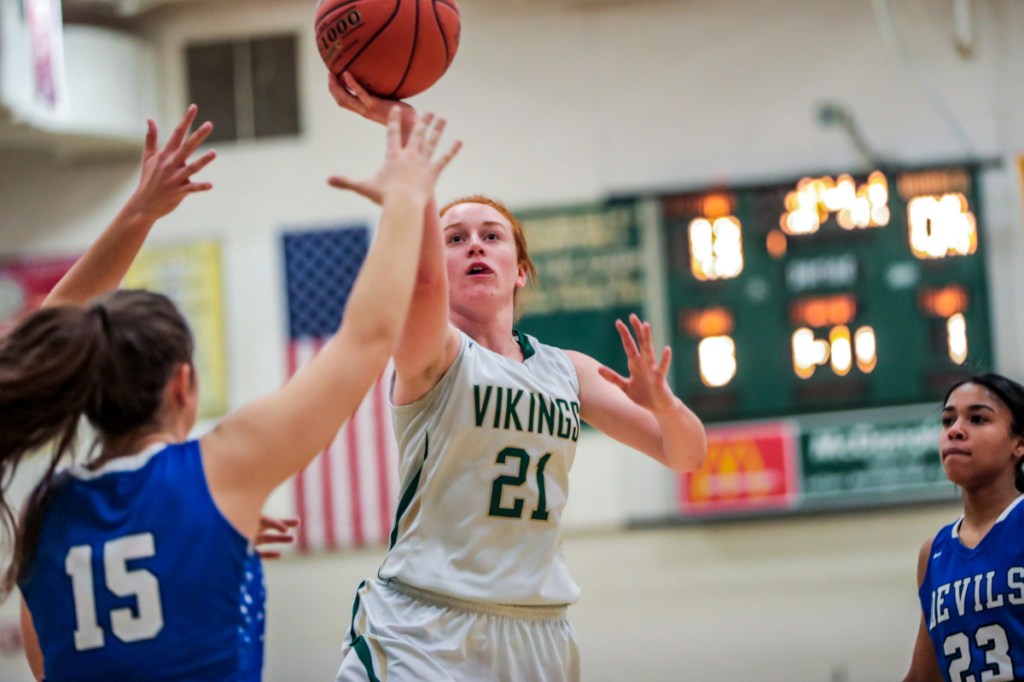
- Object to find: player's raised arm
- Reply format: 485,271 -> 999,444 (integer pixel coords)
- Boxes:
200,108 -> 460,538
328,72 -> 460,403
43,105 -> 215,308
569,314 -> 706,473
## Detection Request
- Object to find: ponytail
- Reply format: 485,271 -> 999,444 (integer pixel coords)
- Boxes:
0,304 -> 108,599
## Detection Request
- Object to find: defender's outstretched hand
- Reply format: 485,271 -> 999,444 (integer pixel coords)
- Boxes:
43,105 -> 216,308
328,106 -> 461,205
127,104 -> 216,221
597,314 -> 677,416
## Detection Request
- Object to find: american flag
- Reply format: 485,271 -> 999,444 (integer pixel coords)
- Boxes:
282,226 -> 400,553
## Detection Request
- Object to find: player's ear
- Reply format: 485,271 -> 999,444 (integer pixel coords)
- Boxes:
515,263 -> 528,289
168,363 -> 193,408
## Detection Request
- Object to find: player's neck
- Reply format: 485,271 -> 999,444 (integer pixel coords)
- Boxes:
961,484 -> 1020,535
92,426 -> 186,469
452,309 -> 521,360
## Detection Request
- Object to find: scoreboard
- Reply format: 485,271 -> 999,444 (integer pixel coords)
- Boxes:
514,163 -> 992,516
661,163 -> 993,423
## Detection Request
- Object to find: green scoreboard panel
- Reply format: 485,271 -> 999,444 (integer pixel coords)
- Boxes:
662,164 -> 993,423
515,202 -> 644,378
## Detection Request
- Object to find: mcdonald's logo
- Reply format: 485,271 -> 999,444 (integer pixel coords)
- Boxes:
679,422 -> 799,515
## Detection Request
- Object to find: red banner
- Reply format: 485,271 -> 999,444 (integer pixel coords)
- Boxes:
0,256 -> 77,334
679,422 -> 800,515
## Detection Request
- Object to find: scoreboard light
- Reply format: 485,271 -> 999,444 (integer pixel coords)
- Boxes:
947,313 -> 968,364
689,215 -> 744,281
791,324 -> 875,380
663,163 -> 992,421
681,307 -> 735,338
789,294 -> 857,328
908,193 -> 977,259
918,285 -> 969,318
853,326 -> 877,373
781,172 -> 890,236
681,308 -> 738,388
698,336 -> 738,388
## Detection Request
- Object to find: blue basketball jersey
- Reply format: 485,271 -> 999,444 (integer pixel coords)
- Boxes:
919,494 -> 1024,682
19,440 -> 265,682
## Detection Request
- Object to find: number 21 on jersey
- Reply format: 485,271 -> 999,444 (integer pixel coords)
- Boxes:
65,532 -> 164,651
488,447 -> 553,521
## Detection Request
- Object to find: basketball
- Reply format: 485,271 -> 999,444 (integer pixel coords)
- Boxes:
315,0 -> 460,100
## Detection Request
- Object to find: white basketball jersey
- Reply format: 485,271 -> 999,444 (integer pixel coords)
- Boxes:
380,330 -> 582,606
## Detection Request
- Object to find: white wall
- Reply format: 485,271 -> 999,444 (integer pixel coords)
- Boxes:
0,0 -> 1022,679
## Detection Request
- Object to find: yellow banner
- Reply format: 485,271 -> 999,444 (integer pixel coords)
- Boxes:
123,240 -> 227,419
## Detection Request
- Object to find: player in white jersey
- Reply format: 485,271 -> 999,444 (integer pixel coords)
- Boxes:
330,74 -> 708,681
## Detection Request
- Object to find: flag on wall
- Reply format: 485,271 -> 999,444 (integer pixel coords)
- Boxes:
283,226 -> 400,553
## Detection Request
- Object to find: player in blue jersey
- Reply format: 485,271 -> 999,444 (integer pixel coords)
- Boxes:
329,74 -> 707,681
903,373 -> 1024,682
1,104 -> 460,681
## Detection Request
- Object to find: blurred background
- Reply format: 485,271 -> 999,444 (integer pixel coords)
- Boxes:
1,0 -> 1023,679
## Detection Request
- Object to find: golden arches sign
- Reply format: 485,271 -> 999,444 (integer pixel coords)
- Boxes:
680,423 -> 798,514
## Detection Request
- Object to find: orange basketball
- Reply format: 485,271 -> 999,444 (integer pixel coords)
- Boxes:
315,0 -> 460,100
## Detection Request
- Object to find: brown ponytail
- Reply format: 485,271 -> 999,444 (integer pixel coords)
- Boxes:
0,305 -> 107,598
0,289 -> 194,600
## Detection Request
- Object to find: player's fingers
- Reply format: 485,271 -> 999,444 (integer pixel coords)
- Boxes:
173,150 -> 216,183
259,515 -> 299,531
423,116 -> 446,155
597,365 -> 629,391
143,119 -> 159,159
432,139 -> 462,175
328,176 -> 382,203
183,181 -> 213,193
166,103 -> 197,152
177,121 -> 214,162
256,533 -> 295,544
615,318 -> 640,359
657,346 -> 672,376
407,111 -> 432,151
344,72 -> 375,106
629,315 -> 653,359
386,105 -> 404,150
329,74 -> 365,112
327,175 -> 364,192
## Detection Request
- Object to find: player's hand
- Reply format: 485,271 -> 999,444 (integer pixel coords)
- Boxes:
254,515 -> 300,560
329,72 -> 417,138
598,314 -> 678,416
124,104 -> 216,222
328,107 -> 461,206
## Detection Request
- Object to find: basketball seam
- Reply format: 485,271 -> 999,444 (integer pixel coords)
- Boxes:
388,0 -> 420,99
431,0 -> 452,68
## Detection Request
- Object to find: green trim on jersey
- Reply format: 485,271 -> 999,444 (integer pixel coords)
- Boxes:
348,579 -> 367,643
512,329 -> 536,360
388,435 -> 428,550
352,636 -> 381,682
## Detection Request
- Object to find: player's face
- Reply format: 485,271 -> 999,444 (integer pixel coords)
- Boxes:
442,203 -> 527,316
940,382 -> 1024,490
